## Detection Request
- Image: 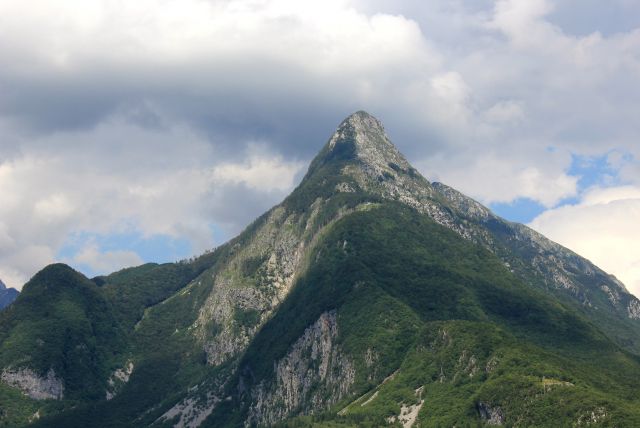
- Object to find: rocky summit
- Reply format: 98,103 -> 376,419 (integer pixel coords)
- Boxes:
1,112 -> 640,427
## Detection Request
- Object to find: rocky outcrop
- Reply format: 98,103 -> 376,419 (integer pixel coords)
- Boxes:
387,400 -> 425,428
386,386 -> 425,428
575,406 -> 608,426
432,182 -> 492,221
246,311 -> 355,426
600,285 -> 620,306
477,401 -> 505,426
1,367 -> 64,400
106,361 -> 134,400
327,114 -> 465,239
158,393 -> 220,428
627,298 -> 640,320
155,368 -> 230,428
194,206 -> 308,366
455,349 -> 479,379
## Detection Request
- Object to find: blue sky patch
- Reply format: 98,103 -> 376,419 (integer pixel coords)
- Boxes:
57,231 -> 194,278
489,198 -> 547,224
568,152 -> 620,190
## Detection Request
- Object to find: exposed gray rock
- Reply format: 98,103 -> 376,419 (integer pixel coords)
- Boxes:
246,311 -> 355,426
485,356 -> 499,373
106,361 -> 134,400
194,206 -> 307,366
387,400 -> 425,428
1,367 -> 64,400
477,401 -> 505,425
432,182 -> 492,221
628,298 -> 640,320
455,349 -> 479,379
601,284 -> 620,306
575,406 -> 608,426
158,393 -> 220,428
386,386 -> 425,428
155,369 -> 231,428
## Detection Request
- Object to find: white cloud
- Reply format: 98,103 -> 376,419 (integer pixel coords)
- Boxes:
0,0 -> 639,292
484,100 -> 525,124
420,147 -> 578,208
0,113 -> 303,289
34,194 -> 76,222
71,244 -> 144,275
212,145 -> 304,192
530,186 -> 640,297
489,0 -> 556,47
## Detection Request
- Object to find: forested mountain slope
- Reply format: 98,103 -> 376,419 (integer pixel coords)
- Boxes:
1,112 -> 639,427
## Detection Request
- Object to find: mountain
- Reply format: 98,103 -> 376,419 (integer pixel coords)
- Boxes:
0,279 -> 19,310
1,111 -> 640,427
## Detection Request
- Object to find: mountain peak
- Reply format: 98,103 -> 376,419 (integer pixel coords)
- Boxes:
296,111 -> 434,210
304,111 -> 415,184
327,111 -> 410,170
341,110 -> 385,132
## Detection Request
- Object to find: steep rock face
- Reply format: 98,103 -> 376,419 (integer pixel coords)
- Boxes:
192,206 -> 308,366
192,199 -> 345,366
1,367 -> 64,400
246,311 -> 355,426
628,299 -> 640,319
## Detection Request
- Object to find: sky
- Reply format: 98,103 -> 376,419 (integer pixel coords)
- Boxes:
0,0 -> 639,296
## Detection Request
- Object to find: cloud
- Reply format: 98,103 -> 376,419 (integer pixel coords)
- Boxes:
0,113 -> 302,289
0,0 -> 638,292
212,145 -> 305,192
530,186 -> 640,296
419,145 -> 578,208
71,244 -> 144,276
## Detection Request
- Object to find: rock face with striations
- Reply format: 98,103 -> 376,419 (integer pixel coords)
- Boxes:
1,367 -> 64,400
1,111 -> 640,427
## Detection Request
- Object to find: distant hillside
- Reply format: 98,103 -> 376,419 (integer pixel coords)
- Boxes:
0,279 -> 19,310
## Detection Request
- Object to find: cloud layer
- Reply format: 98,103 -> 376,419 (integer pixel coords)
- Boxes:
0,0 -> 638,292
